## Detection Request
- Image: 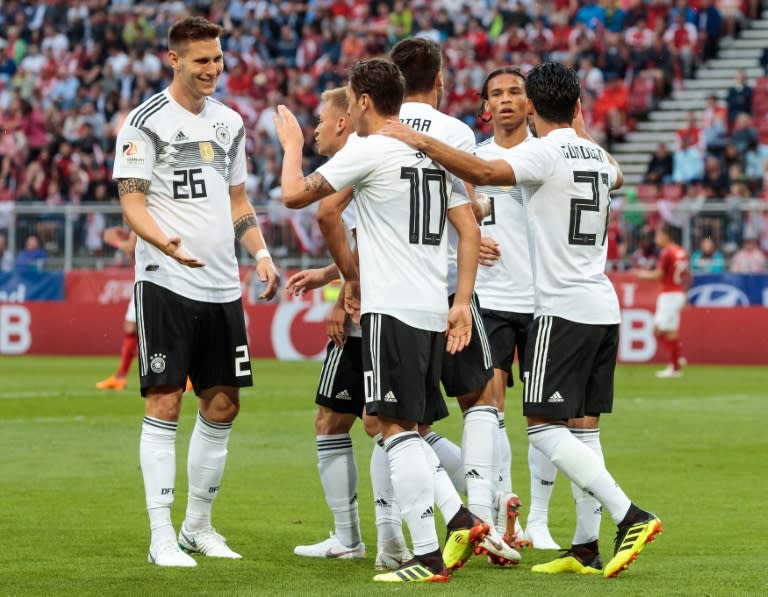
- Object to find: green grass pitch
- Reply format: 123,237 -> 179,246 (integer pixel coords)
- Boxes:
1,357 -> 766,596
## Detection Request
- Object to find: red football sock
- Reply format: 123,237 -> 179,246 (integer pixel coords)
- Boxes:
668,337 -> 681,371
116,333 -> 138,378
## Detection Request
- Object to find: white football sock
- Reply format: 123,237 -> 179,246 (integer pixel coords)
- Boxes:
497,412 -> 512,495
184,411 -> 232,533
528,424 -> 631,524
316,433 -> 361,547
384,432 -> 439,555
421,439 -> 462,525
527,444 -> 557,527
422,431 -> 466,494
462,406 -> 498,524
569,428 -> 604,545
370,435 -> 406,553
140,416 -> 177,544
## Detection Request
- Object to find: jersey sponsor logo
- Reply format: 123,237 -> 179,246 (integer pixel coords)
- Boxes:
121,140 -> 146,166
173,130 -> 189,142
383,390 -> 397,403
214,122 -> 231,146
199,142 -> 215,164
547,391 -> 564,403
150,353 -> 167,373
420,506 -> 434,519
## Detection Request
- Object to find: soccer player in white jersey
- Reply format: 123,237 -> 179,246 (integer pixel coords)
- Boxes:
113,17 -> 279,568
382,61 -> 662,579
273,58 -> 488,583
472,67 -> 560,551
390,38 -> 520,567
285,88 -> 412,570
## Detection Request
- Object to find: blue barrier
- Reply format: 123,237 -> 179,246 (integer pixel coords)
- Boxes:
0,271 -> 66,302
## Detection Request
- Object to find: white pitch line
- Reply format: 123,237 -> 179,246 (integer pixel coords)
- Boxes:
0,391 -> 65,400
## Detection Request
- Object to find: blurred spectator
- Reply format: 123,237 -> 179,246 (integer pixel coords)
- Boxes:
730,236 -> 767,272
699,94 -> 728,129
574,0 -> 607,30
690,236 -> 725,273
630,225 -> 659,270
663,11 -> 699,79
761,47 -> 768,76
730,113 -> 759,155
701,154 -> 731,198
697,0 -> 723,61
578,55 -> 604,99
744,139 -> 768,185
718,0 -> 745,38
675,111 -> 701,150
0,231 -> 13,272
672,136 -> 705,184
725,69 -> 753,126
15,234 -> 47,272
645,142 -> 674,184
592,73 -> 629,149
700,112 -> 729,155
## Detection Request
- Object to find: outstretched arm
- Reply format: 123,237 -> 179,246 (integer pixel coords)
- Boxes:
272,104 -> 336,208
118,178 -> 205,268
380,120 -> 516,187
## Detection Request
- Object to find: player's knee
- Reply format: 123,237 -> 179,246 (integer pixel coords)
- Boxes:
145,391 -> 183,421
314,407 -> 353,435
362,413 -> 379,438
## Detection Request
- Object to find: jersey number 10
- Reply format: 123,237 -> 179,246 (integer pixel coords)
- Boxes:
401,167 -> 448,246
569,170 -> 610,246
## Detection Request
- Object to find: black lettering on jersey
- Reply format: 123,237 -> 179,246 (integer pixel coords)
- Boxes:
561,143 -> 605,163
569,170 -> 610,246
172,168 -> 207,200
400,118 -> 432,133
401,167 -> 448,246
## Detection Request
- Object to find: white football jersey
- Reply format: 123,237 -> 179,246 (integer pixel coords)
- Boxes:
504,128 -> 620,324
474,137 -> 534,313
318,133 -> 467,332
113,90 -> 247,303
399,102 -> 476,295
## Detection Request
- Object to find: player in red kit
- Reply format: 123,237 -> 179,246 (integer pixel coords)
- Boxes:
638,224 -> 690,378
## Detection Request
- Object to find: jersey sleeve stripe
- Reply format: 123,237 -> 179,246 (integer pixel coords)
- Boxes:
134,99 -> 169,130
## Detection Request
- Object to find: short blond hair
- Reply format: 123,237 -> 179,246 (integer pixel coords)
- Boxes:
320,87 -> 348,114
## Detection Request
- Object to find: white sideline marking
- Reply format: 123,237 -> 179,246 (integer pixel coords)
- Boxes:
0,391 -> 65,399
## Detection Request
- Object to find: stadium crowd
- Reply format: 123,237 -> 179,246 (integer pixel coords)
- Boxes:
0,0 -> 766,268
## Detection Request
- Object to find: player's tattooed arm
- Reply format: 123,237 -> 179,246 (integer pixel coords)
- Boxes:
116,178 -> 150,197
234,213 -> 259,242
303,172 -> 334,195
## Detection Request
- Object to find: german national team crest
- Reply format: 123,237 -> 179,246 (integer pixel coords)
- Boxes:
199,142 -> 214,163
150,353 -> 167,373
214,122 -> 231,146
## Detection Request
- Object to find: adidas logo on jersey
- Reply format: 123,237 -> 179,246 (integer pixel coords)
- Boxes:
547,391 -> 564,403
421,506 -> 434,519
465,468 -> 482,480
374,498 -> 391,508
335,389 -> 352,401
383,391 -> 397,403
173,130 -> 189,142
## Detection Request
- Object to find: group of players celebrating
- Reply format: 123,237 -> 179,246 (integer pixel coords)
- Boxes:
115,15 -> 661,583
